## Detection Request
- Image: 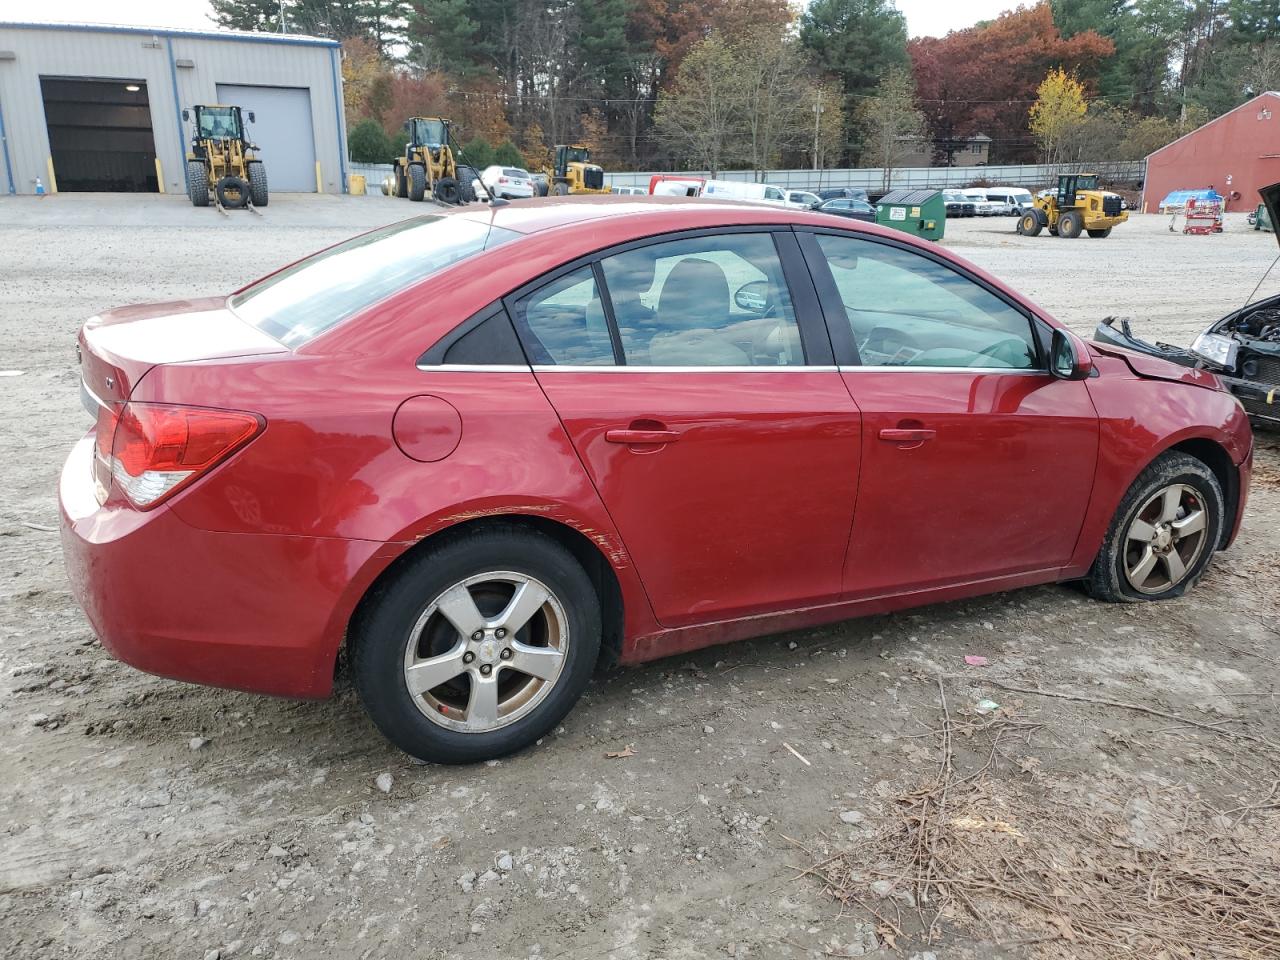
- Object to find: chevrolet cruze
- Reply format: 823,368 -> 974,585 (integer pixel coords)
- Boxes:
60,197 -> 1253,763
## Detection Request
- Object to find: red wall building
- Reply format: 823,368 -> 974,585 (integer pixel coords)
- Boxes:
1143,92 -> 1280,213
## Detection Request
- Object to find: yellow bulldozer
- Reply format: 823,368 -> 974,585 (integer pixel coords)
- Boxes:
542,144 -> 607,196
183,104 -> 267,210
392,117 -> 477,205
1016,173 -> 1126,238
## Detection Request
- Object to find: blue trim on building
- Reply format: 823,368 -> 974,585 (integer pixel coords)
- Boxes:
329,46 -> 347,194
0,92 -> 15,195
0,20 -> 340,48
165,37 -> 187,183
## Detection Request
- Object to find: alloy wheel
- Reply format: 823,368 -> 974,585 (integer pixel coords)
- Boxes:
402,571 -> 569,732
1122,484 -> 1209,595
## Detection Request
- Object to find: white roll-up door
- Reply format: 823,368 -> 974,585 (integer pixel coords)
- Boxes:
215,84 -> 317,192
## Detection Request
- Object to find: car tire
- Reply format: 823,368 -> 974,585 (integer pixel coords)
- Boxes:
434,176 -> 460,205
353,526 -> 602,764
247,162 -> 268,207
187,161 -> 209,207
1058,211 -> 1083,238
1087,227 -> 1111,238
1083,452 -> 1224,603
408,164 -> 427,202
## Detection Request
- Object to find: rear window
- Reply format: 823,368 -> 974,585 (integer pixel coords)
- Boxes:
230,216 -> 519,347
502,168 -> 528,178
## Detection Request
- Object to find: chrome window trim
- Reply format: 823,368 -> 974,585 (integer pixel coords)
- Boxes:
532,364 -> 840,374
415,363 -> 531,373
836,365 -> 1046,375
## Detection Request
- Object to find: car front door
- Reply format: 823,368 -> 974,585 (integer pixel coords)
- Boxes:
798,229 -> 1099,598
508,230 -> 862,628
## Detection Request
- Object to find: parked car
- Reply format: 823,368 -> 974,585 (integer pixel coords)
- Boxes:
983,191 -> 1017,216
61,197 -> 1253,764
963,188 -> 1001,216
784,190 -> 823,210
700,180 -> 788,205
1094,183 -> 1280,429
942,189 -> 976,218
818,188 -> 870,203
480,165 -> 535,200
818,197 -> 876,222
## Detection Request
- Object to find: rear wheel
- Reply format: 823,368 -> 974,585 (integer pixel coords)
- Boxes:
247,162 -> 268,207
216,175 -> 248,210
1016,212 -> 1042,236
1058,211 -> 1083,238
455,165 -> 478,203
187,161 -> 209,207
1087,227 -> 1111,238
1083,452 -> 1223,602
408,164 -> 427,202
553,181 -> 570,196
433,175 -> 460,205
395,165 -> 408,199
353,527 -> 601,764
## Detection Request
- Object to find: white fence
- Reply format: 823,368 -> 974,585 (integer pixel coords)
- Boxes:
346,159 -> 1145,195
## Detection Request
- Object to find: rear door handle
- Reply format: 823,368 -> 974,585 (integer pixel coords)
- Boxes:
879,428 -> 936,443
605,428 -> 681,444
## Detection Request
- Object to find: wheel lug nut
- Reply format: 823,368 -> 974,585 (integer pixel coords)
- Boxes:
495,628 -> 507,639
479,663 -> 492,676
463,651 -> 475,664
500,648 -> 513,660
471,630 -> 483,641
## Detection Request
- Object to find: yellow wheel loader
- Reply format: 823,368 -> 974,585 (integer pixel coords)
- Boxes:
543,144 -> 607,196
183,105 -> 267,210
1016,173 -> 1126,238
393,117 -> 478,205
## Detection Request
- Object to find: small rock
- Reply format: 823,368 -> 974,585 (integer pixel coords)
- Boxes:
268,845 -> 288,858
137,791 -> 171,809
769,721 -> 782,731
567,883 -> 580,894
478,868 -> 500,885
871,879 -> 894,898
821,740 -> 834,750
277,931 -> 300,946
457,870 -> 477,893
839,810 -> 864,825
375,772 -> 394,794
496,853 -> 513,872
27,713 -> 51,727
787,641 -> 798,650
189,737 -> 209,751
703,724 -> 715,734
204,951 -> 221,960
595,797 -> 612,812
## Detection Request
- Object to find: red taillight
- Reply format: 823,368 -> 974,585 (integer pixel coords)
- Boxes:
106,403 -> 262,508
498,177 -> 509,184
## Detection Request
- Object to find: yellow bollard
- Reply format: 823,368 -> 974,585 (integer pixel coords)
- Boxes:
154,158 -> 165,193
315,161 -> 323,194
46,156 -> 58,194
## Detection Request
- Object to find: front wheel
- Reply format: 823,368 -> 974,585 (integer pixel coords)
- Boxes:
187,161 -> 209,207
247,162 -> 268,207
1016,213 -> 1042,236
353,527 -> 602,764
1086,227 -> 1111,238
408,164 -> 427,202
1083,452 -> 1223,602
1058,211 -> 1083,238
552,181 -> 570,196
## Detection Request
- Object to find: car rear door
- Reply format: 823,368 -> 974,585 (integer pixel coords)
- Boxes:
798,229 -> 1099,598
508,229 -> 862,628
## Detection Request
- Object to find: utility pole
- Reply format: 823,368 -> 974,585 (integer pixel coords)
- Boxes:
279,0 -> 288,33
812,102 -> 824,182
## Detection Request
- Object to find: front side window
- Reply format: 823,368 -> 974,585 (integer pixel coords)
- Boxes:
812,233 -> 1039,369
510,266 -> 615,366
763,187 -> 784,200
600,233 -> 803,367
231,216 -> 518,347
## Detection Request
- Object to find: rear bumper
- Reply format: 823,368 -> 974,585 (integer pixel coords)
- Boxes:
59,436 -> 393,699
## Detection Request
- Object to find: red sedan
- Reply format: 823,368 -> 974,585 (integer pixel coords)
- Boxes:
60,197 -> 1253,763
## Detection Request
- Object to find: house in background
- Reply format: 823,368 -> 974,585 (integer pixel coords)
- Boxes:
896,134 -> 991,168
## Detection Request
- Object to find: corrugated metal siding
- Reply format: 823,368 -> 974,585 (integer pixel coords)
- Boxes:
0,22 -> 346,195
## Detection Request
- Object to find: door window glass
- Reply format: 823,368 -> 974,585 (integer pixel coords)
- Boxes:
510,265 -> 615,366
599,234 -> 804,367
813,234 -> 1039,369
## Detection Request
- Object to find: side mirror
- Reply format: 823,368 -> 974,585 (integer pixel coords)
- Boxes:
734,280 -> 770,313
182,109 -> 189,121
1050,328 -> 1094,380
248,111 -> 255,123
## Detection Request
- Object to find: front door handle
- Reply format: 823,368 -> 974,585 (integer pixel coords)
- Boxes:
879,428 -> 936,443
605,428 -> 681,445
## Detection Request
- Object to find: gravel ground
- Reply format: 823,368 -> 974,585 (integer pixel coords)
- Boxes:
2,195 -> 1279,960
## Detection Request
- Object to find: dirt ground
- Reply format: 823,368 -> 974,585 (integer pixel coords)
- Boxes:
2,195 -> 1279,960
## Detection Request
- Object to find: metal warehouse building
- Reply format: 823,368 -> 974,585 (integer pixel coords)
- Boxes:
0,20 -> 348,196
1143,91 -> 1280,214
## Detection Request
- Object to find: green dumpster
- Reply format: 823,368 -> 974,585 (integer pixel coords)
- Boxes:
875,188 -> 945,241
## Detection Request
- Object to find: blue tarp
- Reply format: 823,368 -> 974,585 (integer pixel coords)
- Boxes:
1158,189 -> 1223,210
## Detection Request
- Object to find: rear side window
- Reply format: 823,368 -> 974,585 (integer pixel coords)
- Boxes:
511,266 -> 616,366
230,216 -> 519,347
812,233 -> 1039,369
600,233 -> 803,367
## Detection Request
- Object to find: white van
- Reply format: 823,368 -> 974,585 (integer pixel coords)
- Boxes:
985,187 -> 1034,215
700,180 -> 788,206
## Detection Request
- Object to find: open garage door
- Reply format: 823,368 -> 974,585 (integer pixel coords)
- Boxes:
40,77 -> 158,192
216,84 -> 316,192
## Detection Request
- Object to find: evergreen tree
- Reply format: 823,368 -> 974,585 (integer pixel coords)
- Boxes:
493,140 -> 526,167
348,117 -> 397,161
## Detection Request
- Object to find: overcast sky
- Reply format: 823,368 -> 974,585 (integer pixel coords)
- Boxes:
0,0 -> 1018,39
